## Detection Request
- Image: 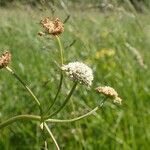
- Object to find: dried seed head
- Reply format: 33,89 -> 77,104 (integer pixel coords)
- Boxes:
114,97 -> 122,105
0,51 -> 11,69
62,62 -> 94,87
95,86 -> 122,104
96,86 -> 118,98
40,17 -> 64,36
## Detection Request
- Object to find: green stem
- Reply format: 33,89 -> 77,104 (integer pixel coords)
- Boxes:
56,35 -> 64,65
0,106 -> 97,129
45,36 -> 64,115
44,123 -> 60,150
0,115 -> 41,129
45,73 -> 63,115
46,106 -> 99,123
46,99 -> 106,123
6,67 -> 47,147
0,99 -> 105,129
6,66 -> 42,113
46,82 -> 77,118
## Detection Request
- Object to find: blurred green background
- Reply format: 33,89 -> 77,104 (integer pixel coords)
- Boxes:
0,0 -> 150,149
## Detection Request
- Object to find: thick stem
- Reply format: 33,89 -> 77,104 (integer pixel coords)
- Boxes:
44,123 -> 60,150
46,82 -> 77,118
0,115 -> 41,129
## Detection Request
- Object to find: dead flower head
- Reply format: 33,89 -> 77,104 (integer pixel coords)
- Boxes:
40,17 -> 64,36
114,97 -> 122,105
0,51 -> 11,69
95,86 -> 122,104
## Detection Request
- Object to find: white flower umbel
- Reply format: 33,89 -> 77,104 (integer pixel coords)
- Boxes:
62,62 -> 94,86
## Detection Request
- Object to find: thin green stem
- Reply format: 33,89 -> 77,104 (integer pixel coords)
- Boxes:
46,82 -> 77,119
5,67 -> 48,147
44,122 -> 60,150
46,99 -> 106,123
46,106 -> 98,123
45,73 -> 63,115
56,35 -> 64,65
45,36 -> 64,115
0,106 -> 97,129
0,115 -> 41,129
99,96 -> 108,107
0,99 -> 106,129
6,66 -> 42,113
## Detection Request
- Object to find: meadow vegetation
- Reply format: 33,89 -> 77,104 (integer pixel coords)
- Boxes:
0,3 -> 150,150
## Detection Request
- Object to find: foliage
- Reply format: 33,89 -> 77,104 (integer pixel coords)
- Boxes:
0,0 -> 150,10
0,5 -> 150,150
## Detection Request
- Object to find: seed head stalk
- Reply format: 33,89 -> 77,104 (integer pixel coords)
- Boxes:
46,99 -> 106,123
45,35 -> 64,115
0,98 -> 106,129
49,107 -> 98,123
56,35 -> 64,66
6,66 -> 42,112
5,66 -> 48,147
46,82 -> 78,118
45,74 -> 63,115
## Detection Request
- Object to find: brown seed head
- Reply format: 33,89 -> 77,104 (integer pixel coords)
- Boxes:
96,86 -> 118,98
0,51 -> 11,69
40,17 -> 64,36
95,86 -> 122,104
113,97 -> 122,105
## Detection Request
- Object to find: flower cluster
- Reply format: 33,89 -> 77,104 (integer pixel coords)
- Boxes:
96,86 -> 122,104
0,15 -> 124,150
0,51 -> 11,69
40,17 -> 64,36
62,62 -> 94,87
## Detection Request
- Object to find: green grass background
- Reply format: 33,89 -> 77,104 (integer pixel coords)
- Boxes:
0,4 -> 150,150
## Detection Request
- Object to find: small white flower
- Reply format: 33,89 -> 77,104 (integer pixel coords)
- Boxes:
62,62 -> 94,86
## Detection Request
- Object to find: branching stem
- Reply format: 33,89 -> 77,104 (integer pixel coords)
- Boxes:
0,99 -> 106,129
46,82 -> 77,118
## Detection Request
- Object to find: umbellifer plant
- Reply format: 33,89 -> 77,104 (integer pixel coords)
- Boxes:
0,17 -> 122,150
